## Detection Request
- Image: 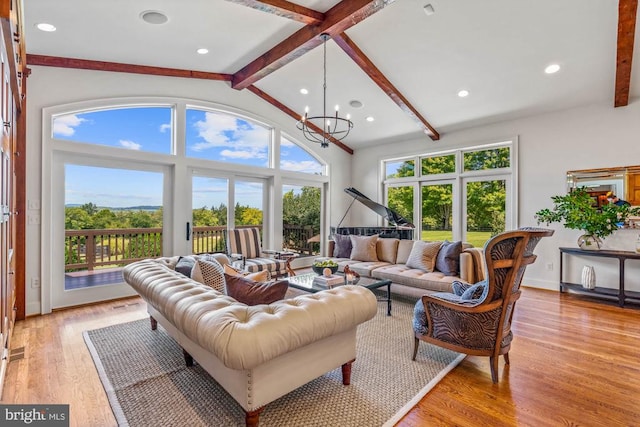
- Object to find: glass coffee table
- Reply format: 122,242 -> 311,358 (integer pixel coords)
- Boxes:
287,272 -> 392,316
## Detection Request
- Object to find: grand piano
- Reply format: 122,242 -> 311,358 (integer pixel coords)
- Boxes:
331,187 -> 414,240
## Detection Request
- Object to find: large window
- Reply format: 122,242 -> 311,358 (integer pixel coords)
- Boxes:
281,135 -> 325,175
384,142 -> 516,247
185,108 -> 271,167
52,106 -> 173,154
42,98 -> 329,312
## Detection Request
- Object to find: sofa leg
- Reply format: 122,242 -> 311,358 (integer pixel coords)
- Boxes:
183,349 -> 194,367
245,407 -> 264,427
150,316 -> 157,330
341,359 -> 355,385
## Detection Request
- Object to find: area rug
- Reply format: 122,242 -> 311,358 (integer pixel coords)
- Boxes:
83,296 -> 464,427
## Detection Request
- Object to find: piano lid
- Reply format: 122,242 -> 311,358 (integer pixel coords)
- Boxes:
344,187 -> 415,228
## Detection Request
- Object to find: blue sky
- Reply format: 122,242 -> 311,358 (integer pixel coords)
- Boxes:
55,106 -> 323,208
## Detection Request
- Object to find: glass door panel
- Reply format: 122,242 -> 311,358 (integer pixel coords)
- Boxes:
387,185 -> 414,230
421,183 -> 454,241
192,176 -> 228,254
465,179 -> 506,248
282,184 -> 321,256
55,164 -> 164,308
234,180 -> 264,229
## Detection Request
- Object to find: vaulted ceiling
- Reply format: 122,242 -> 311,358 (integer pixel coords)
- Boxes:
23,0 -> 639,153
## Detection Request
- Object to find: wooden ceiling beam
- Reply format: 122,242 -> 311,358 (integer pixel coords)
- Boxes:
231,0 -> 396,90
246,85 -> 354,154
26,54 -> 233,81
225,0 -> 324,25
614,0 -> 638,107
333,32 -> 440,141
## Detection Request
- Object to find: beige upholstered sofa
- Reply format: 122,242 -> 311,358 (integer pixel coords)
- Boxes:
325,236 -> 486,299
123,256 -> 377,427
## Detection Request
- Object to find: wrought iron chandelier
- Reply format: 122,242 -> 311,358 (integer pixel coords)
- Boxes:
296,33 -> 353,148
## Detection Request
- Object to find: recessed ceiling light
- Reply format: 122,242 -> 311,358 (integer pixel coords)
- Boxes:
36,23 -> 56,32
300,88 -> 309,95
196,48 -> 209,55
140,10 -> 169,25
423,4 -> 435,16
366,116 -> 375,122
458,90 -> 470,98
545,64 -> 560,74
349,100 -> 363,108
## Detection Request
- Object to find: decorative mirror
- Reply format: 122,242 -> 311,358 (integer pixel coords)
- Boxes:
567,165 -> 640,207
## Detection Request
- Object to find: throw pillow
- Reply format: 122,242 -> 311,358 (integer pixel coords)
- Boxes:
405,240 -> 442,272
224,273 -> 288,306
452,280 -> 472,296
332,234 -> 353,258
435,240 -> 463,276
191,258 -> 226,293
460,280 -> 488,301
349,234 -> 379,262
175,256 -> 196,277
223,263 -> 270,282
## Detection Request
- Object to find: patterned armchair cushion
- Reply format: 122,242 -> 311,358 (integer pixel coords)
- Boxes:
460,280 -> 488,302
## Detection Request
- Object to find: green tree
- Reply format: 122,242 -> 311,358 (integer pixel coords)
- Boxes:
192,206 -> 218,226
241,207 -> 263,225
65,207 -> 93,229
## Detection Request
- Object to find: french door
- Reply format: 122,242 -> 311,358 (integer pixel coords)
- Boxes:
49,154 -> 169,309
190,171 -> 267,254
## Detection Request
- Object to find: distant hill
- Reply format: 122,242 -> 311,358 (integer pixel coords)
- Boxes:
65,204 -> 161,212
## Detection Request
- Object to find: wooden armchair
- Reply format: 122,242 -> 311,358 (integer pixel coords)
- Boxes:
412,227 -> 554,383
226,227 -> 290,278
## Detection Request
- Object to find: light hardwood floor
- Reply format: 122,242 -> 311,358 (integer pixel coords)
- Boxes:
2,287 -> 639,427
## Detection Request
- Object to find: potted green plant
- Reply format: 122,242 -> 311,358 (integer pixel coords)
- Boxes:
535,188 -> 640,249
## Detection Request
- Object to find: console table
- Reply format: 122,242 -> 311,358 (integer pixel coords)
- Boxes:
559,247 -> 640,307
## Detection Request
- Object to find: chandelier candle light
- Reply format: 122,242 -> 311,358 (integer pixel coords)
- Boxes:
297,33 -> 353,148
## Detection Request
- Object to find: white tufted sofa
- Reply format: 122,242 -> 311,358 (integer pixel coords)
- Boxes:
123,257 -> 377,427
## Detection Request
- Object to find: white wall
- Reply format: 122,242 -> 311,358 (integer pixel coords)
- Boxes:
351,101 -> 640,292
25,66 -> 353,315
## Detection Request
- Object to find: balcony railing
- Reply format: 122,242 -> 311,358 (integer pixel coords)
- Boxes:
64,224 -> 316,272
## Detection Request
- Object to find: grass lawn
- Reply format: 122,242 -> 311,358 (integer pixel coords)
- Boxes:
422,230 -> 493,248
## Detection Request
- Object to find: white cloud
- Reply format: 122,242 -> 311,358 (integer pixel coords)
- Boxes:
119,140 -> 142,150
159,123 -> 171,133
53,114 -> 86,136
191,112 -> 269,156
280,160 -> 323,174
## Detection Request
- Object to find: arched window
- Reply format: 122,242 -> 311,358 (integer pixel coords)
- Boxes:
280,135 -> 325,175
185,107 -> 271,167
52,106 -> 173,154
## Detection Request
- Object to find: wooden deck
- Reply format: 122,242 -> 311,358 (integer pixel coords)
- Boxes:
64,268 -> 124,290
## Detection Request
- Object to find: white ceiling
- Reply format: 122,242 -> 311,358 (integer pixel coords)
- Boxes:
22,0 -> 639,150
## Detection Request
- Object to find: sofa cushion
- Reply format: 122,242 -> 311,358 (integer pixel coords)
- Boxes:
345,261 -> 392,277
406,241 -> 442,272
191,258 -> 226,292
349,234 -> 379,262
371,264 -> 456,292
223,263 -> 270,282
332,234 -> 353,258
376,238 -> 399,264
224,273 -> 288,305
435,240 -> 463,276
396,240 -> 415,265
175,256 -> 196,277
